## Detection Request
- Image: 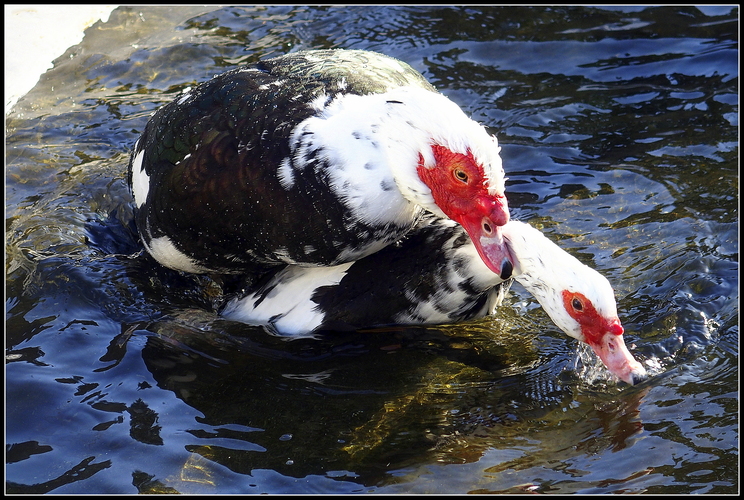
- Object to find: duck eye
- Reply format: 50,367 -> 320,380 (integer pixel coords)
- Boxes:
454,169 -> 469,183
572,298 -> 583,311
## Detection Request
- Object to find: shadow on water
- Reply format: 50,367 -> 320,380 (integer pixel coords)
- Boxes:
96,304 -> 652,490
6,4 -> 738,494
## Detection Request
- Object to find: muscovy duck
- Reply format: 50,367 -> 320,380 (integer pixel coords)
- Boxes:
221,218 -> 647,385
128,49 -> 513,278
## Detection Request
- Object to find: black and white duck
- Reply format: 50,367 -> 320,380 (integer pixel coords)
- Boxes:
129,49 -> 513,278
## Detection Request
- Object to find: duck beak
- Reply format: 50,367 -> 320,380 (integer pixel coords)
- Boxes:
461,220 -> 514,279
588,330 -> 647,385
458,197 -> 513,279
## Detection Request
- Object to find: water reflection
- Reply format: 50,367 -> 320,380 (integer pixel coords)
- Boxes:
132,312 -> 654,489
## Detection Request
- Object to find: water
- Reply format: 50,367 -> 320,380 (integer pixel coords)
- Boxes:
5,5 -> 738,494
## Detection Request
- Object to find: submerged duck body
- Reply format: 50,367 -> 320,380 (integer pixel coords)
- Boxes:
129,49 -> 512,276
221,216 -> 512,333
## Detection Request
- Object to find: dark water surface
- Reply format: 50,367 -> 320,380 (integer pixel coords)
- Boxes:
5,5 -> 738,494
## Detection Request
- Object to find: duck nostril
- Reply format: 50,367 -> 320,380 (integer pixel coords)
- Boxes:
483,221 -> 492,235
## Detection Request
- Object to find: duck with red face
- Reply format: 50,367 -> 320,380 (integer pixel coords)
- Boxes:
220,218 -> 647,386
417,144 -> 512,279
128,48 -> 513,278
504,222 -> 647,385
129,48 -> 646,384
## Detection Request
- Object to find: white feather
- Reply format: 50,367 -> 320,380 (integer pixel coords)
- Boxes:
144,235 -> 208,274
221,262 -> 354,335
503,220 -> 619,341
130,147 -> 149,208
284,86 -> 505,226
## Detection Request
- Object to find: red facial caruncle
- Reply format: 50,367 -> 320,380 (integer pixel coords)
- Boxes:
562,290 -> 646,385
417,145 -> 513,278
